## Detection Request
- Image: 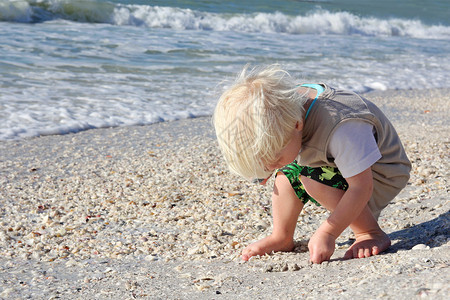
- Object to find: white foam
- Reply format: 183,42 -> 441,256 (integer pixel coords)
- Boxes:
0,96 -> 211,140
110,6 -> 450,40
2,1 -> 450,40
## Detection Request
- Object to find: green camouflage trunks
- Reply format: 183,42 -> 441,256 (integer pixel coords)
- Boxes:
276,160 -> 349,206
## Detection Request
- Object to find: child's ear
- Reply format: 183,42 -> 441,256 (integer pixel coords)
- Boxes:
295,121 -> 303,131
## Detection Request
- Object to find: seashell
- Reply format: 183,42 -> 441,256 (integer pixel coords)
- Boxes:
412,244 -> 430,250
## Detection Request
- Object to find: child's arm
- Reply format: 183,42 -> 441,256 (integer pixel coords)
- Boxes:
242,173 -> 304,261
308,167 -> 373,263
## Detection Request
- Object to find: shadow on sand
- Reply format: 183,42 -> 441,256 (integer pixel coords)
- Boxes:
387,210 -> 449,253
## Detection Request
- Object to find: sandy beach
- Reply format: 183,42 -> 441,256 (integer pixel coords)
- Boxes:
0,89 -> 449,299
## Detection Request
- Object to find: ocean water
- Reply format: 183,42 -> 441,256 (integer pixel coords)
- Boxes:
1,0 -> 449,140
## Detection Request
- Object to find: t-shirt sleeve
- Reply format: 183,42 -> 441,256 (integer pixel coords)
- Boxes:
328,120 -> 381,178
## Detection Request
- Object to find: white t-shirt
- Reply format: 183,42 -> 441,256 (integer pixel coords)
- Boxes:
327,120 -> 381,178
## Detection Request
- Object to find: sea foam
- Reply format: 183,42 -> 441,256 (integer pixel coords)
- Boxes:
2,1 -> 449,40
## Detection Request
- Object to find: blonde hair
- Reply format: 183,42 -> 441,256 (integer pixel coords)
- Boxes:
213,65 -> 307,180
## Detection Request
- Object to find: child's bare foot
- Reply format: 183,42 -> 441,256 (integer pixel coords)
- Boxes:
344,230 -> 391,259
241,235 -> 294,261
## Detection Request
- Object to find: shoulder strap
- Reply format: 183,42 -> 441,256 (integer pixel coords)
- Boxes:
301,84 -> 325,120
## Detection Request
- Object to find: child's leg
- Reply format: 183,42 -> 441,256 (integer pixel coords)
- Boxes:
241,173 -> 304,261
300,176 -> 391,259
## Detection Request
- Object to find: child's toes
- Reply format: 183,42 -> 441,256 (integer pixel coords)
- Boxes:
371,245 -> 380,256
357,247 -> 366,258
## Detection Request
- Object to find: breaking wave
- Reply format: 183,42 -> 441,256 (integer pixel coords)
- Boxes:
1,0 -> 449,39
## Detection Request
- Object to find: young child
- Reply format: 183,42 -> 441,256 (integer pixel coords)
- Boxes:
213,65 -> 411,264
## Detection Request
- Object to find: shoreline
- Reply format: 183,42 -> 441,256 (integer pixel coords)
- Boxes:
0,89 -> 449,299
1,87 -> 449,144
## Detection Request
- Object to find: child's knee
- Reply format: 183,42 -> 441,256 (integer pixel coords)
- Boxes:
273,172 -> 299,198
274,172 -> 291,189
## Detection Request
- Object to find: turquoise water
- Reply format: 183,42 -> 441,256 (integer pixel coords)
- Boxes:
0,0 -> 449,140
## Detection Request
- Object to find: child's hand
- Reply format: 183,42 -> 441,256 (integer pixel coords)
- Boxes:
308,229 -> 336,264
